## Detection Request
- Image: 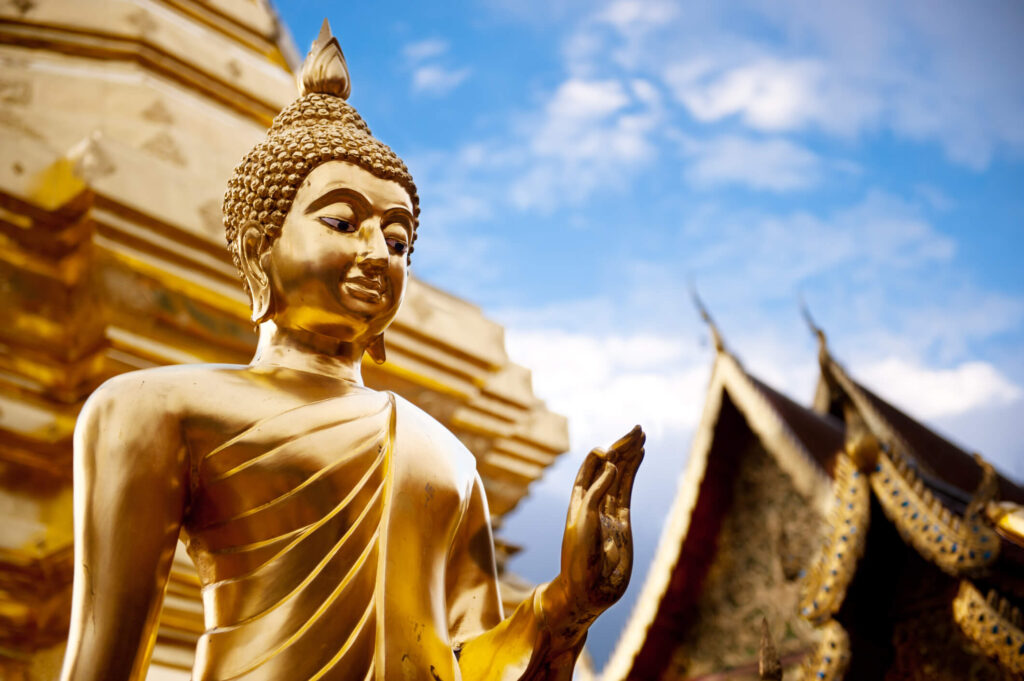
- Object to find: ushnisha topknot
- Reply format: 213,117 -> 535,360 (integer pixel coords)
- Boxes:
223,19 -> 419,297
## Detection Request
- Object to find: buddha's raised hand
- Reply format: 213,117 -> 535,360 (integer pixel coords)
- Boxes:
541,425 -> 645,646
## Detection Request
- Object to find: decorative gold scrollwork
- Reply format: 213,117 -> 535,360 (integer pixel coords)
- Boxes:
799,619 -> 850,681
870,450 -> 999,575
952,580 -> 1024,675
799,451 -> 870,626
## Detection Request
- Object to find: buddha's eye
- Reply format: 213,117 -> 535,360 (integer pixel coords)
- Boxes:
386,237 -> 408,256
319,216 -> 357,233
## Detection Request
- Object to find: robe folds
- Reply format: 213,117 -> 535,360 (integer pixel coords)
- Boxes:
181,389 -> 579,681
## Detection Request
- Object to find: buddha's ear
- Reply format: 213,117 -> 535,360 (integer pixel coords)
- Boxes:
238,223 -> 273,323
366,334 -> 386,364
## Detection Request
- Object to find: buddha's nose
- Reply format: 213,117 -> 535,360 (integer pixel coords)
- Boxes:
355,227 -> 389,271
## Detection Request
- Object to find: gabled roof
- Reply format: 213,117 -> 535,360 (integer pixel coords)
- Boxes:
602,314 -> 1024,680
602,345 -> 844,681
802,324 -> 1024,677
814,349 -> 1024,506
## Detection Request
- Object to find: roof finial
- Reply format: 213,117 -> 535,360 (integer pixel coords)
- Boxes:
690,282 -> 725,354
299,18 -> 351,99
799,295 -> 829,364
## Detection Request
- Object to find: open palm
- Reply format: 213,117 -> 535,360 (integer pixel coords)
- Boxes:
558,425 -> 645,621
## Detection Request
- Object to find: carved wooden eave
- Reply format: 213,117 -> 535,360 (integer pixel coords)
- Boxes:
805,328 -> 1024,676
952,580 -> 1024,675
811,339 -> 1024,554
0,2 -> 569,676
601,343 -> 845,681
799,451 -> 870,627
813,342 -> 1024,508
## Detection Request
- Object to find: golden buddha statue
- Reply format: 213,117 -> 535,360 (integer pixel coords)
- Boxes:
59,21 -> 644,681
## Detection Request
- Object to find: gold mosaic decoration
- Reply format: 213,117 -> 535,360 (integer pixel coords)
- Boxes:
799,619 -> 850,681
870,450 -> 999,575
952,580 -> 1024,675
799,450 -> 870,626
664,440 -> 822,678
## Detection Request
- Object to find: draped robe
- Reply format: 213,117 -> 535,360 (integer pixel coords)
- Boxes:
180,388 -> 578,681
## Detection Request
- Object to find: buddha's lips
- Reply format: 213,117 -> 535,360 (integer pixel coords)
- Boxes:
344,275 -> 387,299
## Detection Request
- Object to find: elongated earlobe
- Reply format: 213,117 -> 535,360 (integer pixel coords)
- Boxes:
239,223 -> 273,323
366,334 -> 386,364
250,286 -> 272,324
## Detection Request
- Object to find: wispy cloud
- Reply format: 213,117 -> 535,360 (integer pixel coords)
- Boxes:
666,57 -> 880,137
548,78 -> 630,119
411,65 -> 471,95
402,37 -> 471,96
682,190 -> 957,299
558,0 -> 1024,169
403,38 -> 449,61
682,134 -> 824,191
857,358 -> 1022,420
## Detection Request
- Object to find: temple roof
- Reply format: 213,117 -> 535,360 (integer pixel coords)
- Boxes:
815,350 -> 1024,507
603,319 -> 1024,680
602,346 -> 844,681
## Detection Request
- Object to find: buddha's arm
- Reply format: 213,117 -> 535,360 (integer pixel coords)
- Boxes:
59,377 -> 189,681
453,427 -> 644,680
448,475 -> 585,681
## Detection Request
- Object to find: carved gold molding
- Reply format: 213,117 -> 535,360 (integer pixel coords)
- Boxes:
952,580 -> 1024,675
798,619 -> 850,681
799,451 -> 869,626
870,450 -> 999,575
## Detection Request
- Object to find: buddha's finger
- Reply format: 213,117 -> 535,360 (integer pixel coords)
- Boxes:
605,432 -> 644,512
613,445 -> 644,512
583,462 -> 618,510
574,449 -> 604,489
608,425 -> 643,463
570,451 -> 603,510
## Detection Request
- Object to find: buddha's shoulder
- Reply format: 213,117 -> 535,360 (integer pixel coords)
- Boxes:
390,392 -> 477,475
83,363 -> 255,418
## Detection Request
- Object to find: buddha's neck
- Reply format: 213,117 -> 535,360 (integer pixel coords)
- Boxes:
251,320 -> 365,385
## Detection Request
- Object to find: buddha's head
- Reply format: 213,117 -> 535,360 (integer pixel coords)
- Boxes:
223,21 -> 417,360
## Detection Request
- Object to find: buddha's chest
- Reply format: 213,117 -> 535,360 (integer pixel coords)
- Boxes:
182,391 -> 466,586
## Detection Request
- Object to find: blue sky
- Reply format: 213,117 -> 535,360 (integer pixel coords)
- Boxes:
279,0 -> 1024,666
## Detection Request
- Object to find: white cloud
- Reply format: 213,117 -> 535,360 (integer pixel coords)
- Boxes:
412,65 -> 471,95
913,183 -> 954,212
547,78 -> 630,119
684,190 -> 957,297
505,327 -> 709,457
665,56 -> 882,137
556,0 -> 1024,169
669,57 -> 820,130
683,135 -> 823,191
856,358 -> 1023,420
504,77 -> 661,210
403,38 -> 449,61
597,0 -> 678,31
402,37 -> 470,96
933,398 -> 1024,481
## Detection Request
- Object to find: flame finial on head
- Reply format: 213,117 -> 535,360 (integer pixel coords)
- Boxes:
224,16 -> 420,301
299,19 -> 351,99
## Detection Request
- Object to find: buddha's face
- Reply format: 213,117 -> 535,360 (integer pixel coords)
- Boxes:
244,160 -> 414,345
